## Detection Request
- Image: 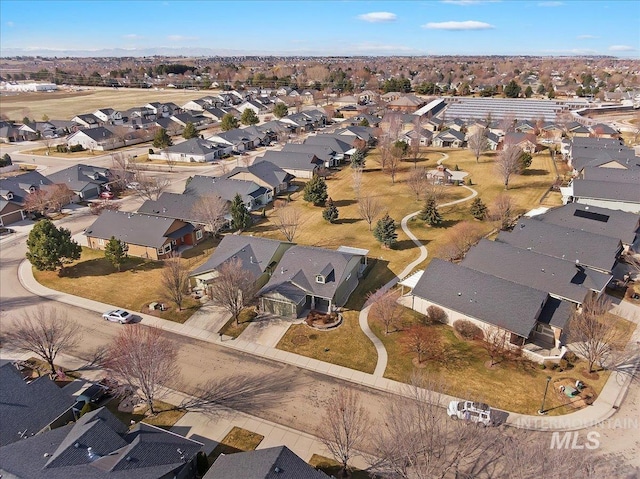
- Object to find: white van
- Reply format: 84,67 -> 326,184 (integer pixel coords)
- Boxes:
447,400 -> 493,426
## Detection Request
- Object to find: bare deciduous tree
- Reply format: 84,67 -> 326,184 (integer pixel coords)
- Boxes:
109,153 -> 130,191
129,163 -> 170,201
47,184 -> 74,213
436,221 -> 484,261
468,127 -> 489,163
358,194 -> 383,231
272,205 -> 302,242
410,115 -> 426,167
406,167 -> 430,201
3,306 -> 81,376
568,295 -> 622,373
351,166 -> 363,198
318,388 -> 370,477
104,326 -> 178,414
208,257 -> 257,326
495,144 -> 523,190
482,326 -> 521,367
401,325 -> 441,364
24,189 -> 50,217
191,193 -> 228,237
160,252 -> 190,311
488,192 -> 513,230
368,288 -> 402,335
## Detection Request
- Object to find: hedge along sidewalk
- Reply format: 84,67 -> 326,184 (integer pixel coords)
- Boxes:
18,257 -> 639,432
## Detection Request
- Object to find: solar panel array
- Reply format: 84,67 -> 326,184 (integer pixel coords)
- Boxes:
442,97 -> 570,122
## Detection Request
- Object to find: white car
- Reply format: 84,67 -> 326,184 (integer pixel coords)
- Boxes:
447,400 -> 493,426
102,309 -> 134,324
126,182 -> 140,190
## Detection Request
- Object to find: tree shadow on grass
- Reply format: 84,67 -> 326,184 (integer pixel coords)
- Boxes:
335,218 -> 360,225
62,257 -> 162,278
332,198 -> 357,208
521,169 -> 549,176
393,238 -> 430,251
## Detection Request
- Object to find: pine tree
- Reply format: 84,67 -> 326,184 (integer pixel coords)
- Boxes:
373,214 -> 397,249
26,219 -> 81,273
322,198 -> 339,223
303,175 -> 328,206
273,103 -> 288,119
469,197 -> 488,220
182,121 -> 198,139
230,193 -> 252,230
418,196 -> 442,226
152,128 -> 173,148
350,149 -> 366,168
104,236 -> 127,271
221,113 -> 239,131
240,108 -> 259,126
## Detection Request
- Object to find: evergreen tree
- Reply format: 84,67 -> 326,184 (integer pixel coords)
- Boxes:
152,128 -> 173,148
322,198 -> 339,223
0,153 -> 12,167
104,236 -> 127,271
26,219 -> 81,273
182,121 -> 198,139
303,175 -> 328,206
240,108 -> 259,126
220,113 -> 239,131
358,118 -> 370,127
524,85 -> 533,98
350,149 -> 366,168
230,193 -> 252,230
469,197 -> 488,220
504,80 -> 521,98
519,152 -> 533,171
373,214 -> 398,249
418,196 -> 442,226
273,103 -> 288,119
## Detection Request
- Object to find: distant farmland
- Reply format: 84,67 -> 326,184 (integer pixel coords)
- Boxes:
0,87 -> 208,121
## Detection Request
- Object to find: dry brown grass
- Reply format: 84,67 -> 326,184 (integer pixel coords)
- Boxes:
207,427 -> 263,464
1,87 -> 207,121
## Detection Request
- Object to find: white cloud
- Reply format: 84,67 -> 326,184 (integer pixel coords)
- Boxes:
537,1 -> 563,6
423,20 -> 494,30
357,12 -> 397,23
167,34 -> 198,42
577,34 -> 598,39
609,45 -> 636,52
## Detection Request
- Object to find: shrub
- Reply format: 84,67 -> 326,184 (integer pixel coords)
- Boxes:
453,319 -> 484,341
56,145 -> 69,153
69,144 -> 85,152
539,363 -> 547,370
148,148 -> 154,155
424,305 -> 447,324
564,351 -> 578,363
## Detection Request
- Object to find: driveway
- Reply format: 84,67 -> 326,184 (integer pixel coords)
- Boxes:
183,302 -> 231,334
238,313 -> 293,347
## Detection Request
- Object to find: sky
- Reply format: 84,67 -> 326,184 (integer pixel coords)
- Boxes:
0,0 -> 639,57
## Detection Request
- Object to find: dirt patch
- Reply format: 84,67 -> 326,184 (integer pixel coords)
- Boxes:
292,335 -> 309,346
579,368 -> 600,381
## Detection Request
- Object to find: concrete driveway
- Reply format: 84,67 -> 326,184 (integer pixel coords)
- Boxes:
238,313 -> 294,348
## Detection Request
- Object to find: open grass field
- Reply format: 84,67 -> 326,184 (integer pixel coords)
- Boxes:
368,305 -> 635,415
0,86 -> 207,121
33,239 -> 216,323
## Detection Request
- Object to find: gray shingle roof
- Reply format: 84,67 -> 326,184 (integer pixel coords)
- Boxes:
223,161 -> 292,189
461,239 -> 610,303
497,218 -> 622,273
0,171 -> 51,204
46,164 -> 110,193
412,259 -> 548,337
537,297 -> 573,330
204,445 -> 330,479
581,167 -> 640,184
0,407 -> 202,479
259,151 -> 322,172
84,210 -> 183,249
535,203 -> 639,245
572,178 -> 640,204
281,143 -> 336,163
0,363 -> 76,447
259,245 -> 361,301
137,192 -> 202,223
183,176 -> 268,203
304,135 -> 353,154
166,138 -> 223,156
73,126 -> 115,142
191,234 -> 287,277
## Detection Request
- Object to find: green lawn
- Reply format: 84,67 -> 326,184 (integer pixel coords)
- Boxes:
33,241 -> 217,323
369,305 -> 617,415
207,427 -> 264,465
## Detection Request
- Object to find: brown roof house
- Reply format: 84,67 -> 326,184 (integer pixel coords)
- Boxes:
84,210 -> 203,260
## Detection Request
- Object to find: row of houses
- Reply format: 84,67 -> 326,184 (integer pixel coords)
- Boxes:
403,202 -> 639,361
0,362 -> 330,479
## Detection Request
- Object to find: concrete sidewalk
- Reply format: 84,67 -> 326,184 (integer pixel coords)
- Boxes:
17,258 -> 640,432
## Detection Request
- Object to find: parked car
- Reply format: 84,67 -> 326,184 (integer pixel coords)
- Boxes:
102,309 -> 134,324
447,400 -> 493,426
100,191 -> 114,199
72,383 -> 110,414
126,182 -> 140,190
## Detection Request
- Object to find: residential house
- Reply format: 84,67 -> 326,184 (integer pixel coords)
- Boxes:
45,164 -> 111,200
358,90 -> 378,103
206,128 -> 260,153
66,126 -> 120,151
154,117 -> 185,137
71,113 -> 102,129
0,407 -> 203,479
387,94 -> 426,112
503,132 -> 538,154
590,123 -> 620,138
236,99 -> 270,115
496,218 -> 623,274
0,170 -> 52,225
334,125 -> 377,146
223,160 -> 293,196
191,235 -> 292,289
93,108 -> 123,125
413,98 -> 446,118
333,95 -> 358,107
566,177 -> 640,214
531,203 -> 639,252
567,122 -> 591,138
258,245 -> 368,318
204,445 -> 330,479
381,91 -> 402,102
281,143 -> 338,168
0,120 -> 20,142
137,192 -> 211,229
183,175 -> 271,210
182,99 -> 209,112
401,127 -> 433,146
485,131 -> 501,150
18,121 -> 59,140
258,151 -> 323,179
156,138 -> 224,163
84,210 -> 203,260
0,363 -> 76,447
349,113 -> 381,127
408,258 -> 552,347
431,129 -> 466,148
304,134 -> 356,161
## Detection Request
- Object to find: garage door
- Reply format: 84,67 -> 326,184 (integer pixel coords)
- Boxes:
263,299 -> 296,318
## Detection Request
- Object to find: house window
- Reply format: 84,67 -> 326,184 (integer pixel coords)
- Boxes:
315,275 -> 325,284
98,238 -> 104,246
157,243 -> 172,255
195,229 -> 203,240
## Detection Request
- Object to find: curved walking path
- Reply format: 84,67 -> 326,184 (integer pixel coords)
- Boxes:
359,184 -> 478,377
